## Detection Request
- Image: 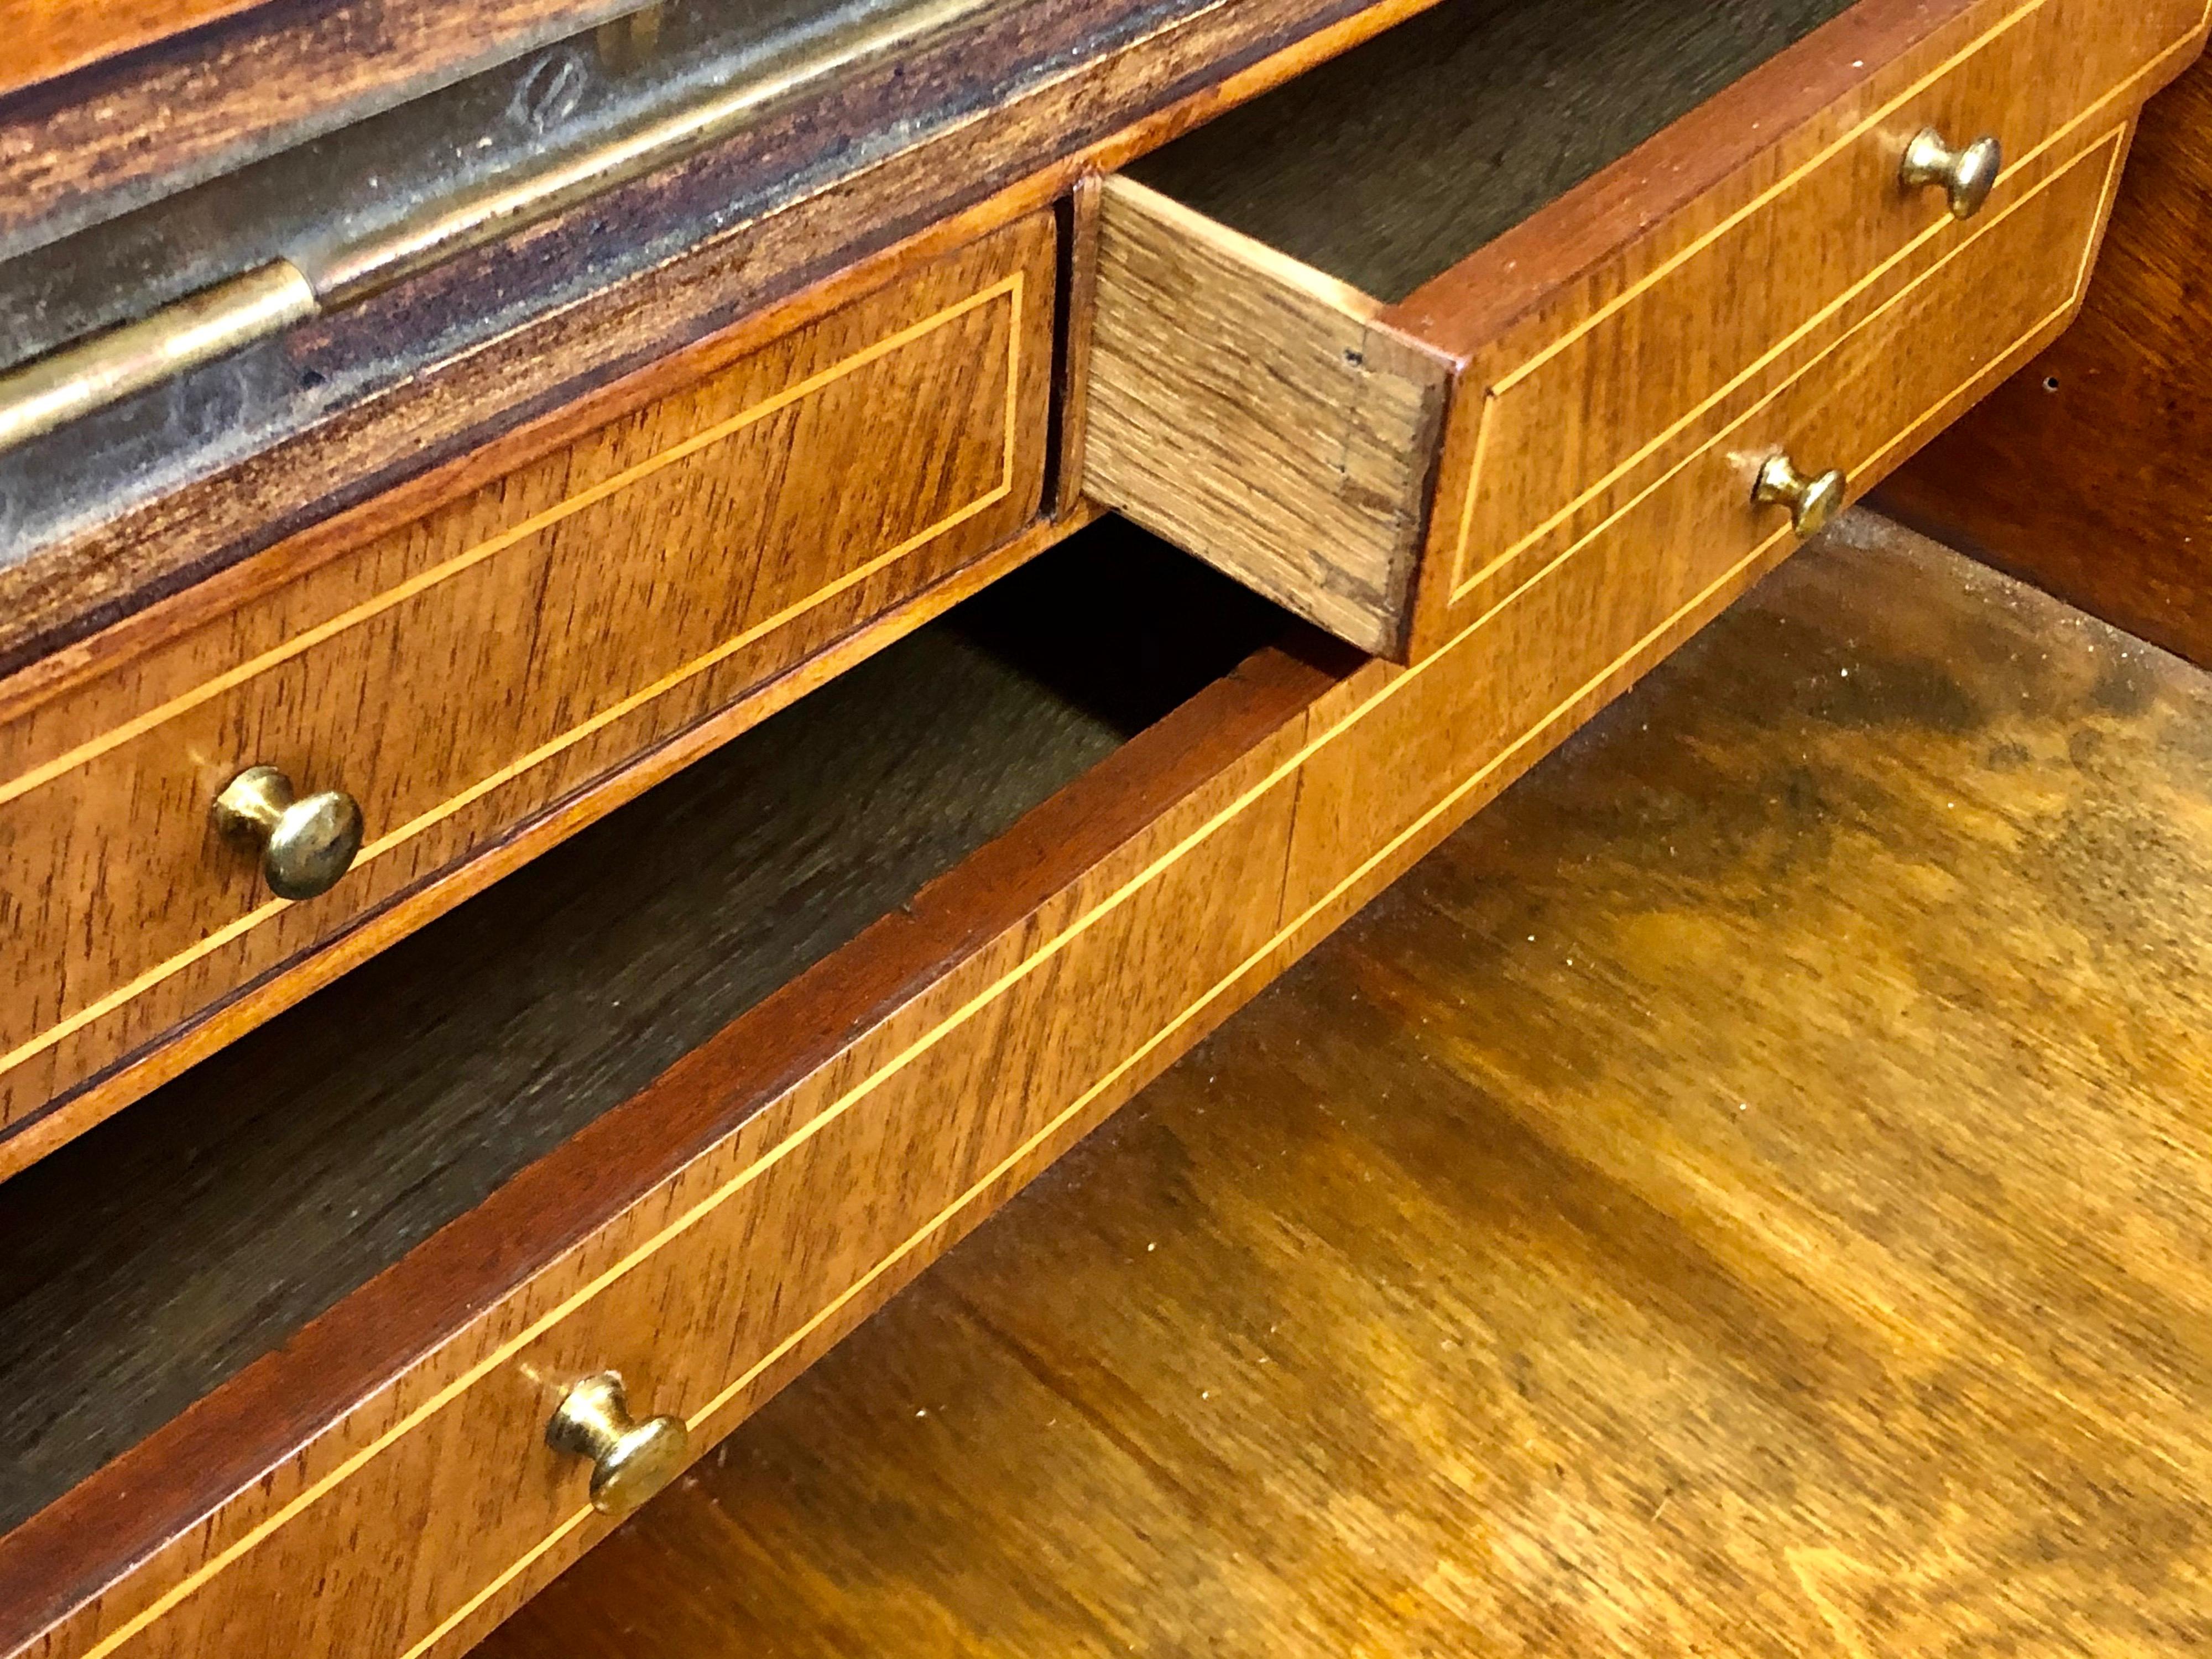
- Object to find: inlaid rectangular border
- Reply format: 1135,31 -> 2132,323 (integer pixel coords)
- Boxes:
39,123 -> 2119,1659
0,270 -> 1025,1094
1445,0 -> 2193,601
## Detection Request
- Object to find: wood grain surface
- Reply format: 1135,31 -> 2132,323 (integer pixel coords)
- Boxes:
1123,0 -> 1858,303
1094,0 -> 2200,662
1416,0 -> 2203,625
1879,48 -> 2212,669
1082,178 -> 1451,658
6,348 -> 2105,1651
0,0 -> 274,97
0,0 -> 650,246
477,513 -> 2212,1657
1400,0 -> 2203,662
0,211 -> 1053,1177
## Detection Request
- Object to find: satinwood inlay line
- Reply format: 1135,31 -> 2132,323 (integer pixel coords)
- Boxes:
1451,127 -> 2117,603
0,271 -> 1025,1093
1446,0 -> 2198,597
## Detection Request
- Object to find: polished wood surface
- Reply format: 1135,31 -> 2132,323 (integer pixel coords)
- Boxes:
0,526 -> 1310,1659
1413,0 -> 2202,639
0,0 -> 1448,672
1085,0 -> 2204,660
0,211 -> 1055,1177
479,514 -> 2212,1657
0,1 -> 631,182
10,345 -> 2032,1653
1880,49 -> 2212,669
0,0 -> 270,97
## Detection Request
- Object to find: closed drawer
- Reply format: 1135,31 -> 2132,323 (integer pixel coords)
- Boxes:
0,211 -> 1056,1176
1083,0 -> 2205,660
1282,119 -> 2131,926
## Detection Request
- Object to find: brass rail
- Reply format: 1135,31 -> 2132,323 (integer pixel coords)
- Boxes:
0,0 -> 988,456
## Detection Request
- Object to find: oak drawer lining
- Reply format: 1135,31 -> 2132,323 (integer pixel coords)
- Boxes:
1123,0 -> 1858,304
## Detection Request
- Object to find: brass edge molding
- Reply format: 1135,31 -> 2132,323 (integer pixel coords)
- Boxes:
1448,116 -> 2115,604
0,272 -> 1024,1092
45,189 -> 2091,1655
1443,0 -> 2175,597
0,0 -> 997,458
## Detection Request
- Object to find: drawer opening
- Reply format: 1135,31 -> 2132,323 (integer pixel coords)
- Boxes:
0,520 -> 1298,1545
1125,0 -> 1858,306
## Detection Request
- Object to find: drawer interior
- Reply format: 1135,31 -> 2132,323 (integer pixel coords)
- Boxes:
0,521 -> 1292,1539
1125,0 -> 1857,304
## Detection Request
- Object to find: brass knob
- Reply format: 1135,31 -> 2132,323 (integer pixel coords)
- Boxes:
1900,127 -> 2002,220
211,765 -> 364,900
1752,453 -> 1848,538
545,1370 -> 689,1520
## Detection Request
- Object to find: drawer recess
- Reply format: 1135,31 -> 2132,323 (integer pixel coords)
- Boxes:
3,121 -> 2119,1633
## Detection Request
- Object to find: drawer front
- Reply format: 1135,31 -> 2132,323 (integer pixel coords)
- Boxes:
1430,0 -> 2203,625
1291,122 -> 2127,918
20,674 -> 1312,1659
0,213 -> 1055,1155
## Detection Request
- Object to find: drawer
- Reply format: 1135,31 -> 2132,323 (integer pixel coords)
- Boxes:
0,121 -> 2103,1640
1282,121 -> 2133,923
0,530 -> 1316,1659
0,210 -> 1056,1177
1082,0 -> 2206,661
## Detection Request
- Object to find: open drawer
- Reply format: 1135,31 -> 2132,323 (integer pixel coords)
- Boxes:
0,416 -> 1930,1659
1082,0 -> 2209,660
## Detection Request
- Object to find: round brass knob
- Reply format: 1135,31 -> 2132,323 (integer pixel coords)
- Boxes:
211,765 -> 364,900
545,1370 -> 689,1520
1752,452 -> 1848,539
1900,126 -> 2002,220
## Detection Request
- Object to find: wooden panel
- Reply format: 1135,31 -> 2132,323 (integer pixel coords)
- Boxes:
0,538 -> 1324,1659
1878,50 -> 2212,668
473,518 -> 2212,1659
0,528 -> 1286,1547
0,0 -> 660,248
0,0 -> 1452,673
1081,178 -> 1452,656
1423,0 -> 2208,617
1289,122 -> 2127,920
0,118 -> 2122,1654
0,210 -> 1054,1173
0,0 -> 272,97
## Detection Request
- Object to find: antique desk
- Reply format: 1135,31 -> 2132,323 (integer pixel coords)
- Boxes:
0,2 -> 2203,1656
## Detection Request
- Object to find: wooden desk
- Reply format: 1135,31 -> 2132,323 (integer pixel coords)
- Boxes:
0,3 -> 2203,1655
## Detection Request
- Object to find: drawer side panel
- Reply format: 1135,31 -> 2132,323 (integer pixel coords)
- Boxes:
1083,176 -> 1451,659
